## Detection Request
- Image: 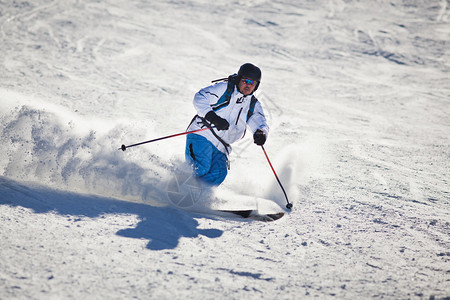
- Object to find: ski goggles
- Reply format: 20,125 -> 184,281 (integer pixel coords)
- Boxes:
241,78 -> 257,86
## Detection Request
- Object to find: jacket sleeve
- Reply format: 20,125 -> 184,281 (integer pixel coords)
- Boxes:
193,83 -> 227,118
247,100 -> 269,137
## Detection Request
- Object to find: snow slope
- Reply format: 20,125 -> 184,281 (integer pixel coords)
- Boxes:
1,0 -> 449,298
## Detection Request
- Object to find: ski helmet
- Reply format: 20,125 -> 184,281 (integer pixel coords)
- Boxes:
237,63 -> 261,92
238,63 -> 261,82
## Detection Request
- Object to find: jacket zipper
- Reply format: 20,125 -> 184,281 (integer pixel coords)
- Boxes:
235,108 -> 243,125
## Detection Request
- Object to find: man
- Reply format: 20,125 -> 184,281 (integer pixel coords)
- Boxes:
185,63 -> 269,186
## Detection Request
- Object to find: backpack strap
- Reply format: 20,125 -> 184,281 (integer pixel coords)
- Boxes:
246,96 -> 258,121
211,80 -> 236,111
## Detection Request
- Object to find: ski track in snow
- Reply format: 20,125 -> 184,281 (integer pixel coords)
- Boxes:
1,0 -> 449,299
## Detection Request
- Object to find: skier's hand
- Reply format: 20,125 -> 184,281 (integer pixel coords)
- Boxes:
253,129 -> 266,146
205,111 -> 229,131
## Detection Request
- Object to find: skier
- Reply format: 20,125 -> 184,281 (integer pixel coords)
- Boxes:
185,63 -> 269,186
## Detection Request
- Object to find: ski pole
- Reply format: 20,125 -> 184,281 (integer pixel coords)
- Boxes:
261,145 -> 293,210
119,127 -> 211,151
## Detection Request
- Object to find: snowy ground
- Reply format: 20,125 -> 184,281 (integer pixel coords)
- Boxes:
1,0 -> 449,299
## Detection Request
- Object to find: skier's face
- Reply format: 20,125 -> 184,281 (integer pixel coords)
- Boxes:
238,77 -> 257,96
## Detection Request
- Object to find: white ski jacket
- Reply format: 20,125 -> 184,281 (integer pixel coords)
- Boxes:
187,81 -> 269,155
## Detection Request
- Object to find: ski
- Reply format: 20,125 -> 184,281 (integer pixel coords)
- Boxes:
219,210 -> 285,222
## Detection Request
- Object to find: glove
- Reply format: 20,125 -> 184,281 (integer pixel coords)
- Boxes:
205,111 -> 229,131
253,129 -> 266,146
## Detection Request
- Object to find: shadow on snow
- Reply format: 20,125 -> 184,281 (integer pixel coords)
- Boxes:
0,176 -> 223,251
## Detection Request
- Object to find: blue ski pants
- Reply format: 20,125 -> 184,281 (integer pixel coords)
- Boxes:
185,133 -> 228,186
